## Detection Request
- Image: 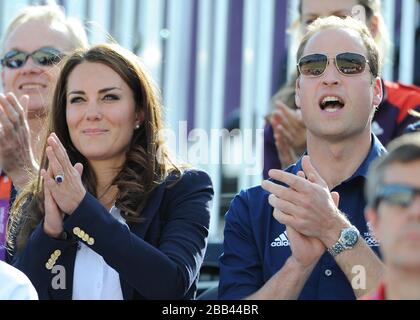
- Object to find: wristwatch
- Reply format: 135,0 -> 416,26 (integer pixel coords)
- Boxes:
327,226 -> 360,257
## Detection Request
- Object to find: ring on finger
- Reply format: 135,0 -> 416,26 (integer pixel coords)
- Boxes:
54,174 -> 64,184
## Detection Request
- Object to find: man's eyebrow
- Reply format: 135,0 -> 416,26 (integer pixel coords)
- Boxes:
332,10 -> 351,15
303,10 -> 350,18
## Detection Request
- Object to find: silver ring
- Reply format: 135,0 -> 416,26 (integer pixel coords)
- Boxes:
54,174 -> 64,184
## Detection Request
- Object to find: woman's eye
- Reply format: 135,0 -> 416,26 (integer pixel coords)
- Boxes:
69,97 -> 84,104
103,94 -> 119,101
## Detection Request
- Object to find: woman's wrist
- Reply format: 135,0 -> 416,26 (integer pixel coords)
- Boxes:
43,223 -> 65,239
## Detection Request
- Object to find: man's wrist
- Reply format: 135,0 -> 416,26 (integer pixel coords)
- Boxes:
320,213 -> 351,248
327,226 -> 360,257
286,256 -> 318,275
6,159 -> 39,189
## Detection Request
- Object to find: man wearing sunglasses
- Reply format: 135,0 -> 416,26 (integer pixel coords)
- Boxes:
264,0 -> 420,177
0,5 -> 88,262
1,47 -> 63,70
219,16 -> 385,300
362,133 -> 420,300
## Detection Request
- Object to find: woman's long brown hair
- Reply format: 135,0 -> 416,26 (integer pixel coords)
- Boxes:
8,43 -> 181,252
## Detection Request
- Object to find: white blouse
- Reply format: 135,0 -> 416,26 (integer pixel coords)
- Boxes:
72,206 -> 126,300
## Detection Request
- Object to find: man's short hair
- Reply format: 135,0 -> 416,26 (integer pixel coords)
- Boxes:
1,4 -> 88,54
365,133 -> 420,208
296,16 -> 381,78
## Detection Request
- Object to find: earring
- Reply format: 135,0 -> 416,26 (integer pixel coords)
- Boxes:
135,124 -> 140,130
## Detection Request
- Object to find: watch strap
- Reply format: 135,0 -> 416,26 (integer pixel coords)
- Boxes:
327,241 -> 345,257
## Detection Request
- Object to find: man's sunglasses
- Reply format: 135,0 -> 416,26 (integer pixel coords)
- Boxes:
1,47 -> 63,69
374,184 -> 420,208
297,52 -> 370,77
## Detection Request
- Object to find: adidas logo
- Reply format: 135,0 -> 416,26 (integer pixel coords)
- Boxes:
271,231 -> 289,247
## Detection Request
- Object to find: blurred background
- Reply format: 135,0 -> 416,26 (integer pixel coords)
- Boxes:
0,0 -> 419,244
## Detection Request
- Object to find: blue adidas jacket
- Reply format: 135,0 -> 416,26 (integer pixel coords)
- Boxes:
219,135 -> 386,300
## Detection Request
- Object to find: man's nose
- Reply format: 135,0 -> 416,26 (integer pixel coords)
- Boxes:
322,59 -> 341,86
20,56 -> 42,75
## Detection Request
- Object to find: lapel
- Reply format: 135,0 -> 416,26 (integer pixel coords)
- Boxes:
47,181 -> 168,300
120,182 -> 167,299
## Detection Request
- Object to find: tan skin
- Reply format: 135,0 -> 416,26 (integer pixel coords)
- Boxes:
0,93 -> 33,188
270,0 -> 379,169
270,102 -> 306,168
42,133 -> 85,238
0,19 -> 76,188
42,62 -> 142,238
365,160 -> 420,299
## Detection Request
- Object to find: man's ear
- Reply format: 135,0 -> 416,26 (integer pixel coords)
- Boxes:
372,76 -> 383,108
295,77 -> 302,109
368,15 -> 379,39
365,207 -> 380,240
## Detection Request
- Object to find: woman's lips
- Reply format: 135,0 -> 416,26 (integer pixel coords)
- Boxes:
82,129 -> 109,135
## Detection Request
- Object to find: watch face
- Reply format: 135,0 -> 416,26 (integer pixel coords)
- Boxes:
342,228 -> 359,248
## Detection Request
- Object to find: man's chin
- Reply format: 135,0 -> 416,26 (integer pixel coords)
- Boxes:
27,106 -> 47,119
391,252 -> 420,270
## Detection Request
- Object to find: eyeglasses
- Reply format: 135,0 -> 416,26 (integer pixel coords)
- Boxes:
374,184 -> 420,208
297,52 -> 370,77
1,47 -> 63,69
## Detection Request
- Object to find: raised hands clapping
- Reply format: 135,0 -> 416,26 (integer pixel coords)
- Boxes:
0,92 -> 38,188
41,133 -> 85,238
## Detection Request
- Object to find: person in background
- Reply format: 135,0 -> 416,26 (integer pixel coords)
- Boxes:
414,23 -> 420,87
363,133 -> 420,300
264,0 -> 420,177
0,260 -> 38,300
405,110 -> 420,133
220,16 -> 385,300
0,4 -> 88,262
7,43 -> 213,300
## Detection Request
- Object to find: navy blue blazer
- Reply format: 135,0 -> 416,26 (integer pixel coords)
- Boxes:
14,170 -> 213,300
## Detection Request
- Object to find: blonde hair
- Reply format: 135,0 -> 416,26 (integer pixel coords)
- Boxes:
296,16 -> 381,78
296,0 -> 389,57
1,4 -> 88,54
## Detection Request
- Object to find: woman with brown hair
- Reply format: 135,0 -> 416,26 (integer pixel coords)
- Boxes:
7,43 -> 213,300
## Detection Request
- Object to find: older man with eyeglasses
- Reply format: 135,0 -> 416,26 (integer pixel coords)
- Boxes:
0,4 -> 88,262
219,16 -> 386,300
362,133 -> 420,300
